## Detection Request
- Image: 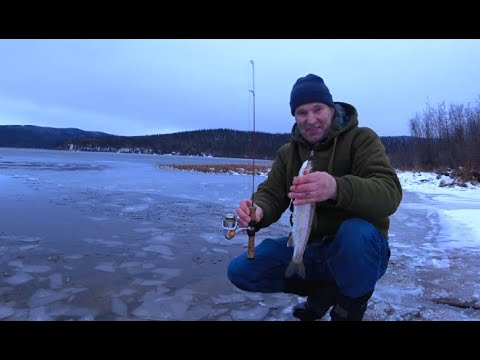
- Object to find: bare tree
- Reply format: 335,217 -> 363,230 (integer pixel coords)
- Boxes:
408,96 -> 480,182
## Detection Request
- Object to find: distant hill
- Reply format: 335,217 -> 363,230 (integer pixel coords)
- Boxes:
0,125 -> 113,149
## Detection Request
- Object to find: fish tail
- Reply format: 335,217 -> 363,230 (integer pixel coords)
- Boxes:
285,260 -> 306,279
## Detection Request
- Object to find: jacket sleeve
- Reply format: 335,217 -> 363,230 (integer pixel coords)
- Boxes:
253,144 -> 292,229
334,128 -> 402,218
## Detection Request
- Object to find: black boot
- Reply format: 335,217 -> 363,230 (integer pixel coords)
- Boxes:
329,290 -> 374,321
292,283 -> 338,321
284,277 -> 320,297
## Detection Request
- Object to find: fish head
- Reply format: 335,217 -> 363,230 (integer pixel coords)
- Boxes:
299,159 -> 313,176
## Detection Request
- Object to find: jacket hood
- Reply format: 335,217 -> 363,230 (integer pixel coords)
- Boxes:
290,102 -> 359,146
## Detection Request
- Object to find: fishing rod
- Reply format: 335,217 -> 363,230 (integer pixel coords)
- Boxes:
221,60 -> 257,259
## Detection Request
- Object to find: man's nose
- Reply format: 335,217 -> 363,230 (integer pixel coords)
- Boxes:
306,111 -> 316,123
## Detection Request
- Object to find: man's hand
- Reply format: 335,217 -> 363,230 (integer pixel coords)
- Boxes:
235,199 -> 264,228
288,171 -> 338,205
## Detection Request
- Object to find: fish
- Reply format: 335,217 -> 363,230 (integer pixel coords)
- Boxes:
285,159 -> 316,279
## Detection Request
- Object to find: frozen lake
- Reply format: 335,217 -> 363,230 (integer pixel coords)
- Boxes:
1,148 -> 479,320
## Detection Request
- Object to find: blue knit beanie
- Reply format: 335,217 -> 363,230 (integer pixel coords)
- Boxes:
289,74 -> 334,115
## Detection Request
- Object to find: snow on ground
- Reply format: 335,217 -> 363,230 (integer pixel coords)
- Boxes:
397,170 -> 478,192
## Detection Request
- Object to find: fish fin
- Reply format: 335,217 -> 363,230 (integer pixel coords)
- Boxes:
287,234 -> 294,247
285,261 -> 306,279
310,208 -> 317,229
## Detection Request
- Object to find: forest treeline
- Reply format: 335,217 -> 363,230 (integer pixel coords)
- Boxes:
2,97 -> 479,183
55,128 -> 420,166
56,129 -> 289,160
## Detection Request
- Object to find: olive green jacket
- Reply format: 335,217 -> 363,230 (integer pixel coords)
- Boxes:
254,102 -> 402,239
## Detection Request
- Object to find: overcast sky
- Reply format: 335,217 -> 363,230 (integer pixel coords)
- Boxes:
1,39 -> 479,137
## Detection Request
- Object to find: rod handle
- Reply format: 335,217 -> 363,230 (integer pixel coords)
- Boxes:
247,205 -> 256,259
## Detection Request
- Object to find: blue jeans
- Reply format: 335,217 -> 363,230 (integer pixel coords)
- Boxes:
227,218 -> 390,298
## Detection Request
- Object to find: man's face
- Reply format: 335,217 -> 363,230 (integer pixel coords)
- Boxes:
294,102 -> 335,144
